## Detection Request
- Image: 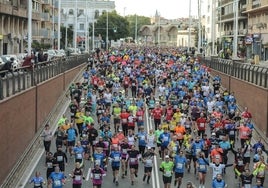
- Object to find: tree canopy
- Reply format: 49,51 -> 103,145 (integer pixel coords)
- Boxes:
93,11 -> 129,41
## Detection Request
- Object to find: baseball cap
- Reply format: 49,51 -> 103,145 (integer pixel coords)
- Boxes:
147,146 -> 152,150
211,132 -> 216,136
165,155 -> 170,159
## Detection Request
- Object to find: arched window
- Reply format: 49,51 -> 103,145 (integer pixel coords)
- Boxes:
69,9 -> 74,15
95,10 -> 99,19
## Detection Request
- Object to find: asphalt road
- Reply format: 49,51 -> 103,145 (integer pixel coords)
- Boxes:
22,93 -> 268,188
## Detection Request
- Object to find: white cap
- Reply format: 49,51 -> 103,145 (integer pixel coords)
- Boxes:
165,155 -> 170,159
212,132 -> 216,136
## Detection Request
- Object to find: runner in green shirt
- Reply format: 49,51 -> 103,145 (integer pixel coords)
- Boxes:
159,155 -> 174,188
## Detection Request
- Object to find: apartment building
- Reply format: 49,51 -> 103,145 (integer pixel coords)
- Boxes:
0,0 -> 115,55
60,0 -> 115,49
243,0 -> 268,60
217,0 -> 247,58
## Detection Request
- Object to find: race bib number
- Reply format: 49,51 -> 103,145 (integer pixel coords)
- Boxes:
75,175 -> 81,181
199,164 -> 206,170
200,123 -> 205,128
164,171 -> 172,176
57,156 -> 63,162
146,159 -> 153,166
94,173 -> 101,179
114,156 -> 120,162
122,119 -> 127,123
130,158 -> 136,163
76,153 -> 82,159
176,163 -> 183,169
54,180 -> 61,186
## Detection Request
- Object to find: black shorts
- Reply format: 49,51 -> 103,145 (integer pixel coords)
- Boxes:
114,118 -> 120,124
129,164 -> 139,170
68,140 -> 75,147
161,145 -> 168,151
243,157 -> 250,164
157,143 -> 161,147
175,172 -> 184,178
163,176 -> 172,184
144,167 -> 153,173
112,166 -> 120,171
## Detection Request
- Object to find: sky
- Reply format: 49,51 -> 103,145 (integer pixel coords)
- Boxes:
115,0 -> 198,19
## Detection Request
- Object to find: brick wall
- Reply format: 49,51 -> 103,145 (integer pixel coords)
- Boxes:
0,64 -> 85,185
211,69 -> 268,137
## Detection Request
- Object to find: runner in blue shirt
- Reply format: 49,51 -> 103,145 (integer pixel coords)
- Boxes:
109,146 -> 121,186
48,167 -> 65,188
174,150 -> 188,188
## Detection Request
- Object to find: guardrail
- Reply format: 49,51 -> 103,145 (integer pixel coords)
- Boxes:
0,54 -> 89,100
202,57 -> 268,88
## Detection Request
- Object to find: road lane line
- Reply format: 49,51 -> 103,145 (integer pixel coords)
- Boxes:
145,109 -> 160,188
145,108 -> 156,188
86,167 -> 91,181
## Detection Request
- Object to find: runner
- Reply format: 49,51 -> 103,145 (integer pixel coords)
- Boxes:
48,166 -> 65,188
142,147 -> 155,184
173,150 -> 187,188
159,155 -> 174,188
70,162 -> 85,188
91,162 -> 106,188
109,146 -> 121,186
29,172 -> 46,188
127,145 -> 140,185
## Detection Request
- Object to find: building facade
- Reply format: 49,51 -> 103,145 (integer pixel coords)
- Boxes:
243,0 -> 268,60
60,0 -> 115,49
0,0 -> 114,55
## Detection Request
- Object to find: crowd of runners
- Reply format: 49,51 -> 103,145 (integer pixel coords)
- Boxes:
30,46 -> 267,188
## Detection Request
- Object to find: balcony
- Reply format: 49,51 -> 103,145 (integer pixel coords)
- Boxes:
40,28 -> 50,38
41,13 -> 50,22
32,11 -> 41,20
0,2 -> 13,16
12,6 -> 27,18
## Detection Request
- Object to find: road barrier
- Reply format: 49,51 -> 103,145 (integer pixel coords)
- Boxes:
202,57 -> 268,88
0,54 -> 89,100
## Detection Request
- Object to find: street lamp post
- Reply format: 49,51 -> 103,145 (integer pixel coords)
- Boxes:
105,10 -> 109,50
233,0 -> 239,59
188,0 -> 192,53
198,0 -> 201,53
74,0 -> 78,53
57,0 -> 61,50
27,0 -> 32,56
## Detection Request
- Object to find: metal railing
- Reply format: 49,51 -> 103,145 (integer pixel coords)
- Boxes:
0,54 -> 89,100
202,57 -> 268,88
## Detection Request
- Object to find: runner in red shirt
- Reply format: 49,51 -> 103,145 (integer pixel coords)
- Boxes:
151,105 -> 163,130
120,109 -> 130,136
195,113 -> 207,137
165,105 -> 174,121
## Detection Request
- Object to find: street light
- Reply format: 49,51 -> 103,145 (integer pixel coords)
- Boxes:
188,0 -> 192,53
233,0 -> 239,59
57,0 -> 61,50
106,10 -> 108,50
27,0 -> 32,56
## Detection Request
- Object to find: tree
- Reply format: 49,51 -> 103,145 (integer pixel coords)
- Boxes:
60,26 -> 73,49
126,15 -> 151,40
93,11 -> 129,42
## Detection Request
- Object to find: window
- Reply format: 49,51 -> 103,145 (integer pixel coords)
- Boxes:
79,9 -> 84,15
95,10 -> 99,18
69,9 -> 74,15
79,23 -> 84,30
